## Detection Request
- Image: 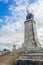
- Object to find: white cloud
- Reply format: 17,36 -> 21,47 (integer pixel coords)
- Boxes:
37,27 -> 43,41
0,19 -> 3,23
0,21 -> 24,46
0,32 -> 24,45
15,0 -> 29,6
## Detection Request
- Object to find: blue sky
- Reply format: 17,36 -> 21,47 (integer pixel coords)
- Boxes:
0,0 -> 43,50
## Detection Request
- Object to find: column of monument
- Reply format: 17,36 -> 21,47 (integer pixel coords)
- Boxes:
23,11 -> 41,47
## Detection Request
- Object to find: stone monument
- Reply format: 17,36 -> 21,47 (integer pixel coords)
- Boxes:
22,11 -> 41,48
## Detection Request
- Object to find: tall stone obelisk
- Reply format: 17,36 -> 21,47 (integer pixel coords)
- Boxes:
23,11 -> 41,47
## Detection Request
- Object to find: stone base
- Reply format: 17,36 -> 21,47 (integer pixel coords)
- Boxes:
16,60 -> 43,65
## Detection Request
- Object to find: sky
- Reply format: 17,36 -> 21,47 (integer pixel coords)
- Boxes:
0,0 -> 43,50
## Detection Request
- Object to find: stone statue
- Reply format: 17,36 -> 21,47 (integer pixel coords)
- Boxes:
26,10 -> 34,20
